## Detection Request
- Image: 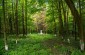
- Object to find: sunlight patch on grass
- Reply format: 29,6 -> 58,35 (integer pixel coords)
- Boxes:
28,34 -> 54,42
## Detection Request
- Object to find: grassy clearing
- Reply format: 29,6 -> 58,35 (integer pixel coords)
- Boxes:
0,34 -> 54,55
0,34 -> 85,55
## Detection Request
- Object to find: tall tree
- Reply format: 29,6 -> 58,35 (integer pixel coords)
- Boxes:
2,0 -> 8,51
25,0 -> 28,35
52,0 -> 56,35
62,0 -> 68,37
12,0 -> 15,34
22,0 -> 25,36
15,0 -> 18,44
58,0 -> 64,37
65,0 -> 84,51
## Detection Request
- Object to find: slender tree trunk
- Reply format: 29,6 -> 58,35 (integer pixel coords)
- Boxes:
25,0 -> 27,35
52,0 -> 56,36
62,0 -> 67,37
58,0 -> 64,37
0,17 -> 1,34
65,0 -> 84,51
15,0 -> 18,44
22,2 -> 25,36
9,17 -> 13,34
11,0 -> 15,34
2,0 -> 8,51
79,0 -> 81,16
5,0 -> 9,34
73,18 -> 77,40
66,8 -> 69,36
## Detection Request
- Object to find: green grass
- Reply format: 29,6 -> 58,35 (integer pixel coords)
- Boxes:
29,34 -> 53,41
0,34 -> 85,55
0,34 -> 54,55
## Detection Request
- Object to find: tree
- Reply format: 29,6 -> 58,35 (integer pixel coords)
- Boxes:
22,0 -> 25,36
65,0 -> 84,51
25,0 -> 28,35
15,0 -> 19,44
12,0 -> 15,34
62,0 -> 69,37
58,0 -> 64,37
2,0 -> 8,51
0,17 -> 1,34
52,0 -> 57,35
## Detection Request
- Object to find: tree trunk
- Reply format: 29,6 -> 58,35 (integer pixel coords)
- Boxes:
73,18 -> 77,40
22,1 -> 25,36
12,0 -> 15,34
62,0 -> 67,37
0,17 -> 1,34
66,8 -> 69,37
15,0 -> 18,44
52,0 -> 56,36
2,0 -> 8,51
9,17 -> 13,34
25,0 -> 27,35
58,0 -> 64,37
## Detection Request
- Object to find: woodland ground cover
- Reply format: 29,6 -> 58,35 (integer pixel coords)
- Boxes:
0,34 -> 85,55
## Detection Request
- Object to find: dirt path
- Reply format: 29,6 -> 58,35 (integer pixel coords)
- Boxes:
42,38 -> 63,55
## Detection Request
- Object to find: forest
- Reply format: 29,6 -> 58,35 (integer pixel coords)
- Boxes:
0,0 -> 85,55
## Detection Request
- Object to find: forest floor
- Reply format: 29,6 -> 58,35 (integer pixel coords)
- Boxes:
0,34 -> 85,55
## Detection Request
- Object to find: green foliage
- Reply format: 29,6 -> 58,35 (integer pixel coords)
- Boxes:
71,50 -> 82,55
29,34 -> 53,41
55,45 -> 68,54
1,34 -> 53,55
0,39 -> 4,55
55,43 -> 85,55
37,0 -> 45,6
